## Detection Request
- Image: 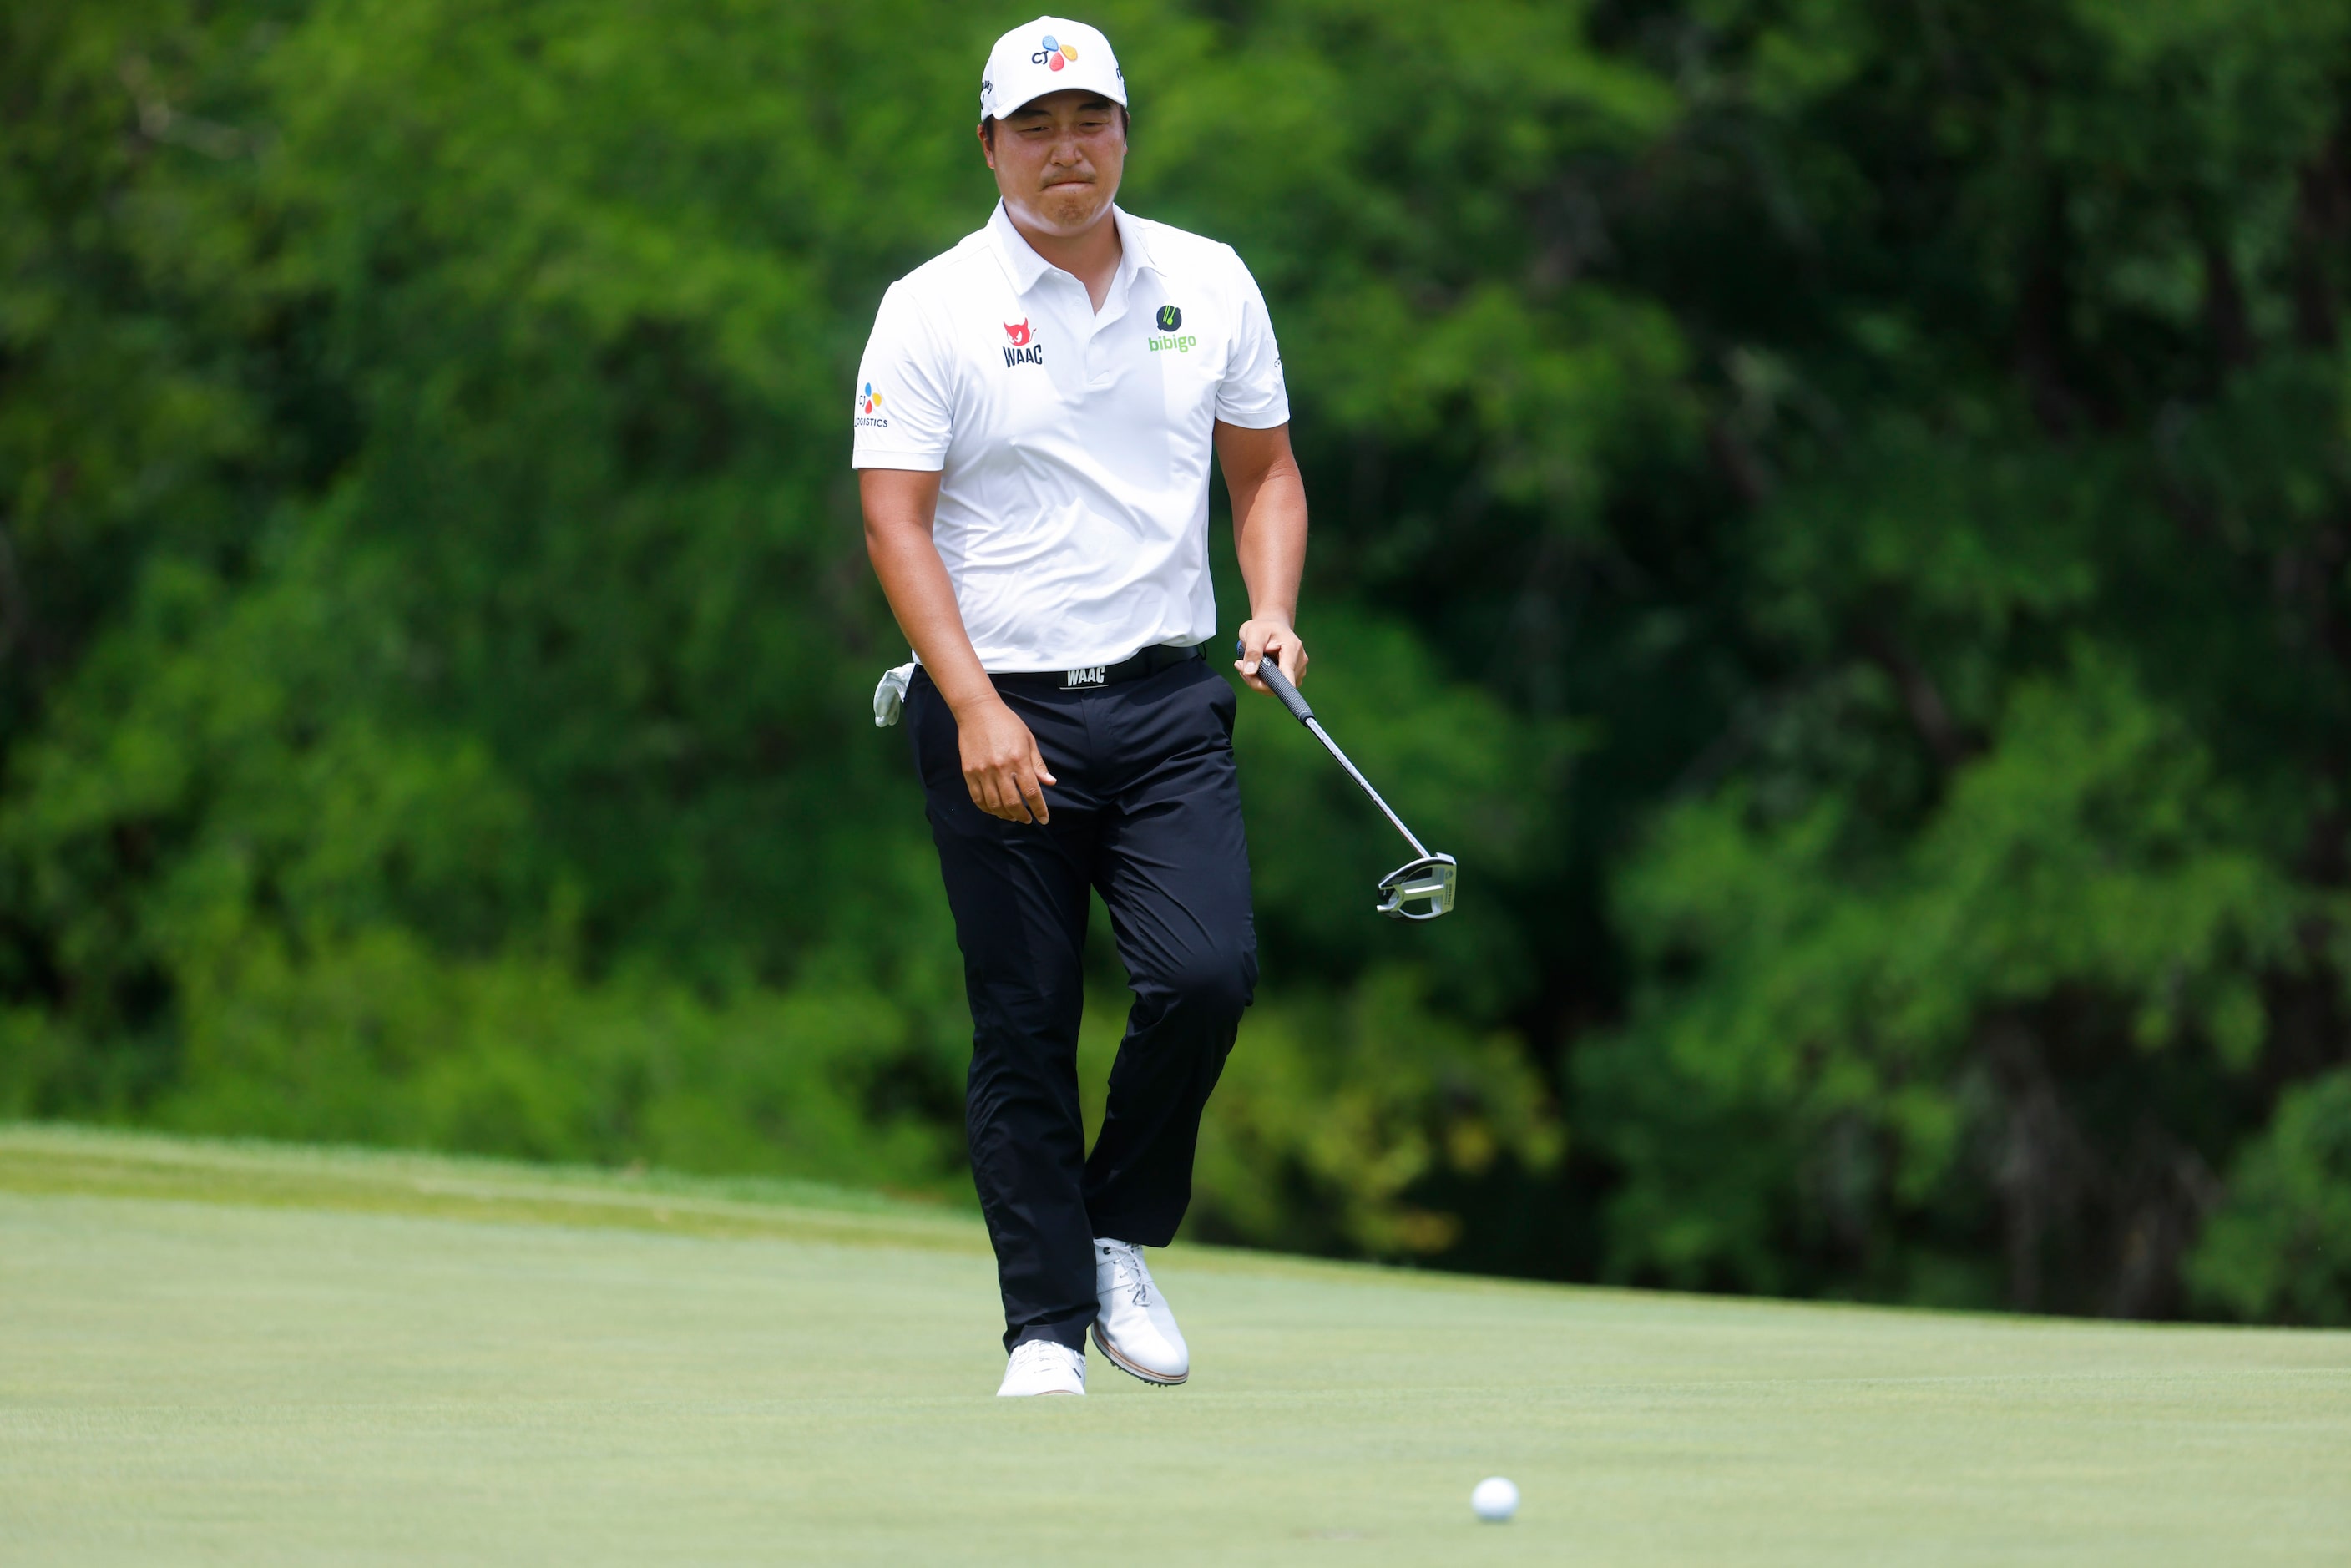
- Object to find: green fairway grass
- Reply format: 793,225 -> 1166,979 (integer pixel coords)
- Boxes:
3,1125 -> 2346,1565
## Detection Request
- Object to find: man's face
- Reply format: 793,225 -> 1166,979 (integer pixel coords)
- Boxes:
981,90 -> 1126,236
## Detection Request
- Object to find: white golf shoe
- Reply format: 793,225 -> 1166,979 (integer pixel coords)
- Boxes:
995,1339 -> 1086,1397
1090,1237 -> 1189,1385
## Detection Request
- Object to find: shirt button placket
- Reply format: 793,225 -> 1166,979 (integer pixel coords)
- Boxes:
1088,276 -> 1122,387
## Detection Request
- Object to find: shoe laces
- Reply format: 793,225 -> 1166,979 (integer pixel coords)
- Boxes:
1100,1238 -> 1156,1308
1009,1340 -> 1076,1378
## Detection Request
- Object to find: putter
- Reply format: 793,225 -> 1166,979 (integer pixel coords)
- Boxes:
1236,640 -> 1458,920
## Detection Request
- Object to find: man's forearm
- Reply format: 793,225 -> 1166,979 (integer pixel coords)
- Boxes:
1217,420 -> 1308,631
1216,421 -> 1310,689
866,525 -> 999,711
861,467 -> 1055,824
859,470 -> 996,713
1234,463 -> 1307,629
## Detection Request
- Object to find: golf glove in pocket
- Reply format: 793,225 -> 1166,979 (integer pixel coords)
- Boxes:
872,661 -> 918,727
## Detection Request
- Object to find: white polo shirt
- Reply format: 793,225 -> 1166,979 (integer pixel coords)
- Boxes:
852,201 -> 1289,672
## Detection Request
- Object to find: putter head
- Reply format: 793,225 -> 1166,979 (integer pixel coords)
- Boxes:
1376,853 -> 1458,921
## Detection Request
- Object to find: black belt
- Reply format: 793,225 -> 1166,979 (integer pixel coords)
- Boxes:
990,644 -> 1204,691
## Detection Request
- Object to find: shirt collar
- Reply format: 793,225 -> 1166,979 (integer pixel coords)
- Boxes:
987,200 -> 1161,299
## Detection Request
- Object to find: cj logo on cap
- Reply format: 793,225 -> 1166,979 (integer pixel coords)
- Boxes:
1155,306 -> 1182,332
1030,33 -> 1079,71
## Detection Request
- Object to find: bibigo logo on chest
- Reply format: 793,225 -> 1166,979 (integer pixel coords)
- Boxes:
1146,303 -> 1197,355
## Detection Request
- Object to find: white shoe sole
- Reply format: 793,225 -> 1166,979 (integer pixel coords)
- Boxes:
1091,1323 -> 1187,1386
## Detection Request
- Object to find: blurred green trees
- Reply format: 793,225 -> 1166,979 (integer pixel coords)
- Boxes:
3,0 -> 2347,1321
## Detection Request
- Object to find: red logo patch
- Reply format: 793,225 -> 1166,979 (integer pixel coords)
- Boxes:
1004,320 -> 1033,346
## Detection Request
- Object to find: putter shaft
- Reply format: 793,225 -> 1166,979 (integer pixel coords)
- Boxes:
1300,716 -> 1432,860
1245,649 -> 1433,862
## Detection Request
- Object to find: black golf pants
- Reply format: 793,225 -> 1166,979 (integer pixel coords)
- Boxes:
908,655 -> 1255,1353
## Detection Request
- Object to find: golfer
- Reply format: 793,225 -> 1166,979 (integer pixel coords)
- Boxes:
854,16 -> 1307,1396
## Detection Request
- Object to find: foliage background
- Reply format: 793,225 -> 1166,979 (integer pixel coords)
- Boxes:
5,0 -> 2349,1322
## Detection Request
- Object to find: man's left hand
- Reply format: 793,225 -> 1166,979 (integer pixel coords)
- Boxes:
1235,619 -> 1307,695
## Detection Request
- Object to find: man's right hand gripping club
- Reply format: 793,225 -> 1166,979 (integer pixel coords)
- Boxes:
860,466 -> 1056,825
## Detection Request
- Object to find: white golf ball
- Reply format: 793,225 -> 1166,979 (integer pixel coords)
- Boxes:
1471,1475 -> 1519,1522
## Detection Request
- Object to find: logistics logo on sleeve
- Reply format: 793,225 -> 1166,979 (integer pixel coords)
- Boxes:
1003,318 -> 1044,367
1147,304 -> 1196,354
1032,33 -> 1079,71
853,382 -> 887,427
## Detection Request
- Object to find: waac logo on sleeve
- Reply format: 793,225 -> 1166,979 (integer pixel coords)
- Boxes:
1003,319 -> 1044,367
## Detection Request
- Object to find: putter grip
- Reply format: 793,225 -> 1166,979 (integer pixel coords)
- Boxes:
1236,638 -> 1314,724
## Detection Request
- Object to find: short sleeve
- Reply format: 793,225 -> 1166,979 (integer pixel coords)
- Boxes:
1215,250 -> 1290,429
851,281 -> 953,470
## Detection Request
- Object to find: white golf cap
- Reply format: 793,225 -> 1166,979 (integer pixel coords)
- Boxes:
980,17 -> 1126,122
